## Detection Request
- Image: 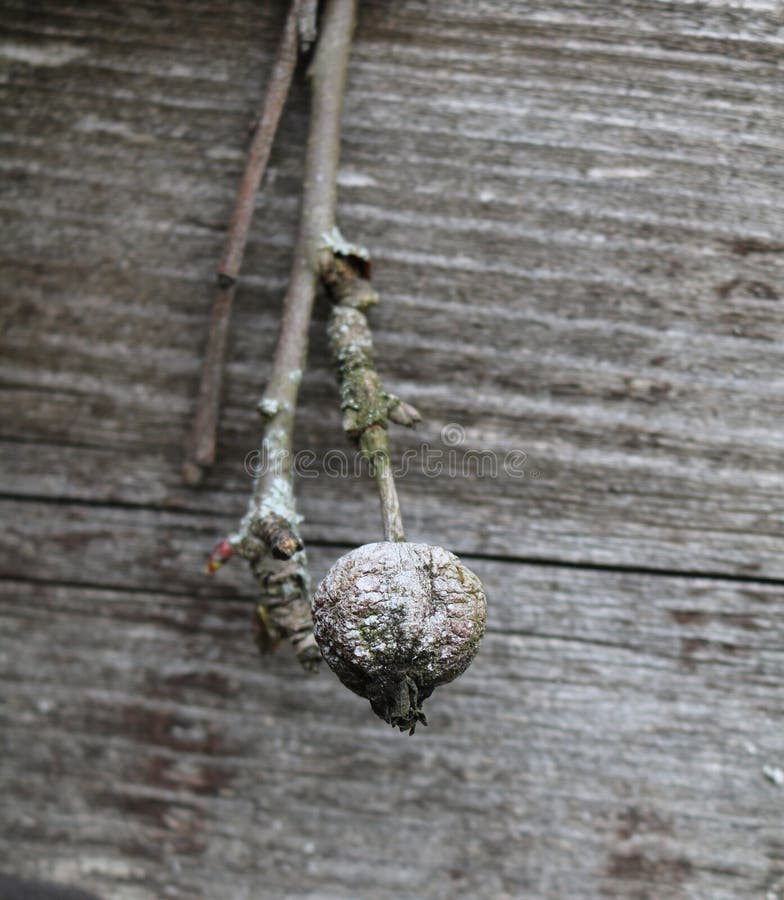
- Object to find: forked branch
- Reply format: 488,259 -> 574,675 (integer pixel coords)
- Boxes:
208,0 -> 359,669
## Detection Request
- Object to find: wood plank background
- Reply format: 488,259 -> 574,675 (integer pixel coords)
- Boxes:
1,1 -> 782,898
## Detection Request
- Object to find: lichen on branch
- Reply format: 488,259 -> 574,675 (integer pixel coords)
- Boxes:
207,0 -> 360,670
321,250 -> 421,542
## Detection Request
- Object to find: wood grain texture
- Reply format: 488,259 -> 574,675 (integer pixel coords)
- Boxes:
1,1 -> 783,898
1,0 -> 784,575
2,543 -> 784,900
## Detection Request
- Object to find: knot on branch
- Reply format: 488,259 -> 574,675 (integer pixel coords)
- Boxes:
251,512 -> 304,560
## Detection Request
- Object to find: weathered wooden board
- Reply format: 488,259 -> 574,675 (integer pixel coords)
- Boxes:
1,0 -> 784,576
1,1 -> 784,898
2,544 -> 784,900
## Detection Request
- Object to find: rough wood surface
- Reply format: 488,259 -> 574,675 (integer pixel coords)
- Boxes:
1,1 -> 783,898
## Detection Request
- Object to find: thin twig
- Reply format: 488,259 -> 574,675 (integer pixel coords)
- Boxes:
210,0 -> 359,670
218,0 -> 305,286
183,0 -> 304,486
322,253 -> 421,543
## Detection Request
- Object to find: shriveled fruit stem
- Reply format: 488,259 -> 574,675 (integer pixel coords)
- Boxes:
360,427 -> 404,542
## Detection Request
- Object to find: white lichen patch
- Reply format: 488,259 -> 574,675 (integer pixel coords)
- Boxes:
320,226 -> 370,262
257,472 -> 300,525
257,396 -> 281,419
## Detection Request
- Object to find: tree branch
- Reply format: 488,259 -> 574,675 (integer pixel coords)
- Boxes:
210,0 -> 359,670
183,0 -> 305,486
321,253 -> 421,543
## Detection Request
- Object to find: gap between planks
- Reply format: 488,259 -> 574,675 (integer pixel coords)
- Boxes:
2,493 -> 784,591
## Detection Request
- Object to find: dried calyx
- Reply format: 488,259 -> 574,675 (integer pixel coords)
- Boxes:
313,542 -> 486,733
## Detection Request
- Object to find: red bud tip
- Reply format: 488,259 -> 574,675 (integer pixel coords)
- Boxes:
205,540 -> 233,574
